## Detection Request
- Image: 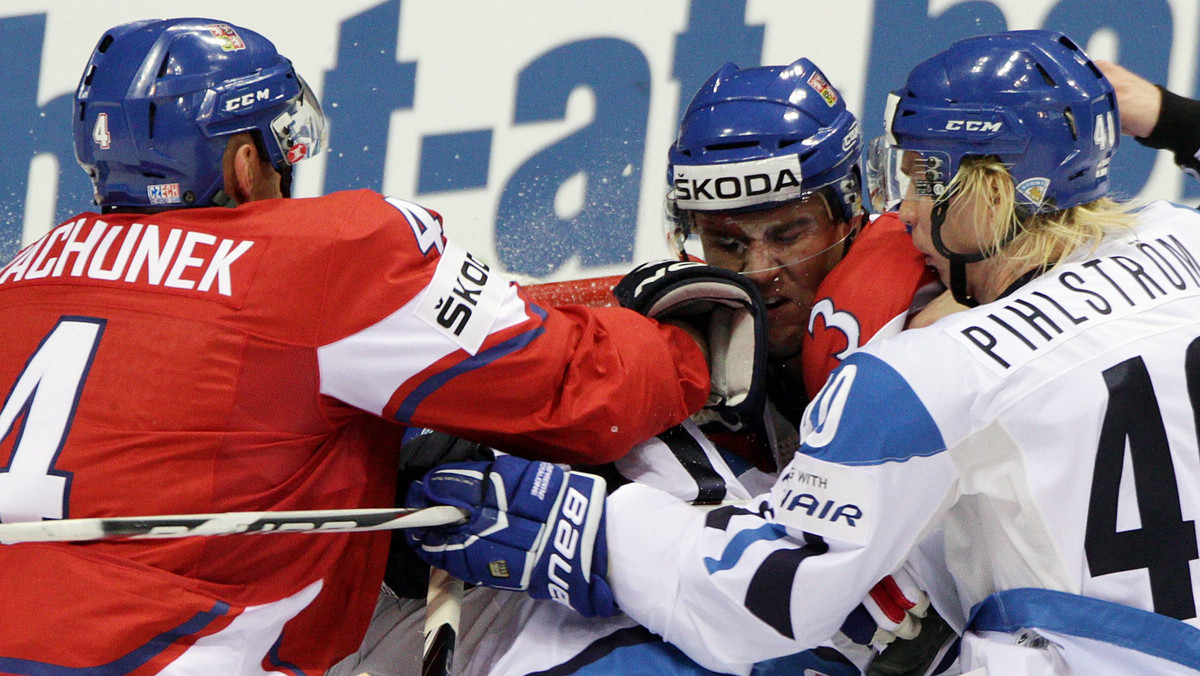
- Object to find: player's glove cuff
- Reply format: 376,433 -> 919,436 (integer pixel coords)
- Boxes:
405,456 -> 616,617
614,260 -> 767,428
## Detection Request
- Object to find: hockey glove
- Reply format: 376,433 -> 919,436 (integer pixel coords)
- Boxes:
386,430 -> 497,599
614,260 -> 767,429
836,571 -> 957,676
404,455 -> 616,617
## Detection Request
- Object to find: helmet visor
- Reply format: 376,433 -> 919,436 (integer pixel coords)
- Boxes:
866,134 -> 952,213
667,188 -> 852,276
270,75 -> 327,165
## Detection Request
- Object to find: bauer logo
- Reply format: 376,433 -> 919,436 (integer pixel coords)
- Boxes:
416,241 -> 508,355
547,485 -> 589,609
673,155 -> 804,211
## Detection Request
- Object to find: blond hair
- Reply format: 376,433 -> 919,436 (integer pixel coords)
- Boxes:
947,156 -> 1139,270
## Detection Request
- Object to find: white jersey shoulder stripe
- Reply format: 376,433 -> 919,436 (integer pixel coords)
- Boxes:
316,267 -> 531,417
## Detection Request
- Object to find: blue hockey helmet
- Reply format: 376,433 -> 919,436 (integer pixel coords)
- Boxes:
74,18 -> 327,210
666,59 -> 864,267
868,30 -> 1117,217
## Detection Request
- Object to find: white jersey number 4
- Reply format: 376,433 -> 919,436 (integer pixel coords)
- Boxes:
1085,344 -> 1200,621
0,317 -> 105,524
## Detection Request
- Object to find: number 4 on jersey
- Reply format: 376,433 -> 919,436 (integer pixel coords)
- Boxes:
1085,351 -> 1200,621
0,318 -> 105,524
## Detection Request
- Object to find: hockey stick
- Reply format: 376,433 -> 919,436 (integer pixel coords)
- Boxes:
523,275 -> 621,308
421,567 -> 465,676
0,505 -> 468,544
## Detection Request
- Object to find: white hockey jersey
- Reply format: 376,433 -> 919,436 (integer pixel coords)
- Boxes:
326,421 -> 868,676
606,201 -> 1200,674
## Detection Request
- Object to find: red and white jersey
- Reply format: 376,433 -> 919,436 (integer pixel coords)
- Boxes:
0,190 -> 708,674
802,212 -> 940,400
716,212 -> 937,472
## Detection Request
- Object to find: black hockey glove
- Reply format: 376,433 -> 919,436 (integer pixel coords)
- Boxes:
614,260 -> 767,430
385,430 -> 495,599
867,602 -> 957,676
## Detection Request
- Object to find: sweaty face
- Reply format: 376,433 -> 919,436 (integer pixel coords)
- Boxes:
693,196 -> 851,359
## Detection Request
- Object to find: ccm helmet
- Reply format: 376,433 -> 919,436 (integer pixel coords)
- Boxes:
867,30 -> 1117,305
869,29 -> 1116,216
666,59 -> 864,268
74,18 -> 327,211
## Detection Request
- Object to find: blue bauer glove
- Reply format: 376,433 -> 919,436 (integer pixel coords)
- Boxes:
405,455 -> 616,617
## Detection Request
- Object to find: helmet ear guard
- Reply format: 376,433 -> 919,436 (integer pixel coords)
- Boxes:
74,18 -> 327,211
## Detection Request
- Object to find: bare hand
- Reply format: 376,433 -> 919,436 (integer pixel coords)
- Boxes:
906,289 -> 967,329
1094,60 -> 1162,138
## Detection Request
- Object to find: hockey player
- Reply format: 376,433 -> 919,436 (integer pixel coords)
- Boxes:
333,59 -> 951,676
0,18 -> 768,675
662,58 -> 940,471
330,58 -> 945,676
405,30 -> 1200,674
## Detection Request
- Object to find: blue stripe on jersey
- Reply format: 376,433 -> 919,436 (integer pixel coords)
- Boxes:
751,646 -> 859,676
803,352 -> 945,466
394,304 -> 548,422
266,633 -> 307,676
703,522 -> 788,574
969,588 -> 1200,668
524,625 -> 705,676
0,601 -> 232,675
524,624 -> 860,676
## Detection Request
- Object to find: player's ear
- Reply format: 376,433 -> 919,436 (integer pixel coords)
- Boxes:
222,133 -> 261,205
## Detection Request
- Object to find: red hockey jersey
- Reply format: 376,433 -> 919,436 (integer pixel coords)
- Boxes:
0,190 -> 708,674
801,212 -> 939,398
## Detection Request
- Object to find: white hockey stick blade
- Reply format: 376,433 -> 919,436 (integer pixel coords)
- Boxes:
422,567 -> 464,676
0,505 -> 468,544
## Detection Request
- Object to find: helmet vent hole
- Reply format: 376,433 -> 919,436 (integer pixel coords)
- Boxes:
157,52 -> 171,79
1063,107 -> 1078,140
148,102 -> 157,138
83,65 -> 96,87
1057,35 -> 1081,53
1068,168 -> 1087,181
97,34 -> 114,53
778,139 -> 801,150
1036,64 -> 1056,86
141,171 -> 166,179
707,140 -> 760,151
78,102 -> 86,121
